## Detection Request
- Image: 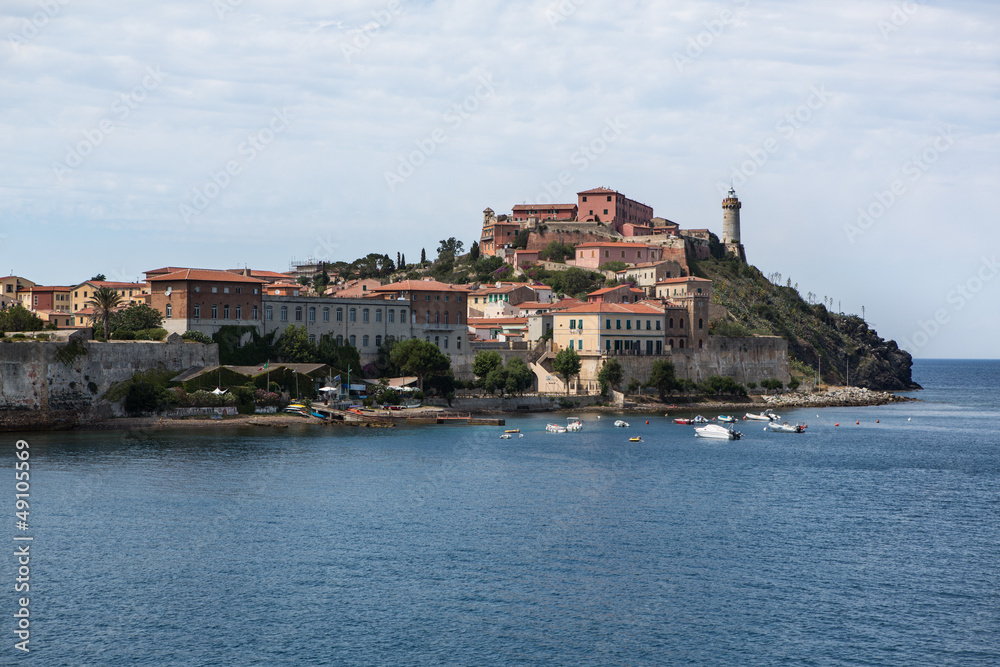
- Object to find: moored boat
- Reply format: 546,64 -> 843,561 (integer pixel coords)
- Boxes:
629,436 -> 643,442
614,420 -> 630,428
673,418 -> 693,425
694,424 -> 743,440
765,422 -> 806,433
546,423 -> 567,433
566,418 -> 583,432
745,409 -> 780,422
717,415 -> 736,423
692,415 -> 709,424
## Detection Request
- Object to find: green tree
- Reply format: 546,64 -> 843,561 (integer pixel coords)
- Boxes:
760,378 -> 784,394
182,330 -> 213,344
0,304 -> 44,333
420,248 -> 427,265
469,241 -> 480,261
90,273 -> 106,281
483,366 -> 508,396
552,347 -> 581,395
274,325 -> 317,363
87,286 -> 123,340
597,358 -> 624,395
646,359 -> 677,400
598,261 -> 629,273
316,333 -> 360,374
111,303 -> 163,333
512,229 -> 530,249
473,350 -> 503,379
698,375 -> 747,397
437,237 -> 464,261
504,357 -> 533,395
373,336 -> 401,378
389,338 -> 451,389
538,241 -> 576,263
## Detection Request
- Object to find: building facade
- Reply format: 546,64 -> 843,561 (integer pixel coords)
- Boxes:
573,242 -> 664,269
147,269 -> 265,336
576,187 -> 653,234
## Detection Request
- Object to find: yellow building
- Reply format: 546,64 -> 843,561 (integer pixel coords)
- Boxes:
0,276 -> 34,310
71,281 -> 148,314
552,302 -> 668,356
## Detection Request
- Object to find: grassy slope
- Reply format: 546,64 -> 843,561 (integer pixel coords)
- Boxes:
689,255 -> 918,390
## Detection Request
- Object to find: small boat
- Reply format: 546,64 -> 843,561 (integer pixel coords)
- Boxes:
546,423 -> 567,433
629,436 -> 643,442
566,418 -> 583,432
745,409 -> 780,422
673,418 -> 693,425
504,428 -> 520,434
500,433 -> 512,439
765,422 -> 806,433
692,415 -> 709,424
717,415 -> 736,423
695,424 -> 743,440
614,420 -> 630,428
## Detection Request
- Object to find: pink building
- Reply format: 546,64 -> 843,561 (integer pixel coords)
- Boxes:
511,204 -> 578,222
577,188 -> 653,234
573,242 -> 664,269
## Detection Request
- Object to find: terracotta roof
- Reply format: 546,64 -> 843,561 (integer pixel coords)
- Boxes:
574,241 -> 657,249
512,204 -> 577,210
514,301 -> 554,310
548,298 -> 584,310
24,285 -> 72,292
559,302 -> 665,315
147,269 -> 266,284
468,317 -> 528,326
85,281 -> 146,290
577,187 -> 618,195
616,260 -> 675,271
371,279 -> 471,293
586,285 -> 629,296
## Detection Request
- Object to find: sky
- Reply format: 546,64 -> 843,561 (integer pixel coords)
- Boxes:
1,0 -> 997,358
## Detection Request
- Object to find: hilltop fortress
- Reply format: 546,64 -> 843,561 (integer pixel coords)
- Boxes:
480,186 -> 746,273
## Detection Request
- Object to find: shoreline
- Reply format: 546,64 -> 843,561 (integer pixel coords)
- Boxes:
9,386 -> 914,434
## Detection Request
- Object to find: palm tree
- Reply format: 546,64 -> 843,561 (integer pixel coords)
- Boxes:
87,286 -> 123,340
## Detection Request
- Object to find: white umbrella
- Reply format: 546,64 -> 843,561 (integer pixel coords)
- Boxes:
211,387 -> 227,395
318,386 -> 337,392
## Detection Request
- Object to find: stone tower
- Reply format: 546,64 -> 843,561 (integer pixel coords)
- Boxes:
721,187 -> 745,261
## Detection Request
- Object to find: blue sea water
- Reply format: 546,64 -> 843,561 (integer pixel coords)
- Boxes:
3,359 -> 1000,665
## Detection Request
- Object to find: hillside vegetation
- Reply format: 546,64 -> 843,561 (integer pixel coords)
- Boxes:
690,255 -> 918,390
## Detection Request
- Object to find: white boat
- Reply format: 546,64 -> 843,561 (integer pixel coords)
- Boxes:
765,422 -> 806,433
694,424 -> 743,440
692,415 -> 709,424
546,423 -> 567,433
566,418 -> 583,432
717,415 -> 736,423
614,420 -> 630,428
745,409 -> 780,422
500,433 -> 512,439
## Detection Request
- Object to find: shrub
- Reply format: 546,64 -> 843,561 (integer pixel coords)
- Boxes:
181,330 -> 213,344
787,377 -> 801,391
123,382 -> 162,415
11,334 -> 26,340
111,330 -> 135,340
135,328 -> 168,341
35,333 -> 50,341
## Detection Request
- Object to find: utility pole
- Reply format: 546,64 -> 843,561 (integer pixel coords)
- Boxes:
846,355 -> 849,388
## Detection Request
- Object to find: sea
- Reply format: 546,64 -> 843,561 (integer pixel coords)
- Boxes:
3,359 -> 999,665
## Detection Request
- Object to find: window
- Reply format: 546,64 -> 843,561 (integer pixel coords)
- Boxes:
656,320 -> 661,330
349,335 -> 356,346
362,335 -> 369,347
323,308 -> 329,322
579,339 -> 583,350
363,309 -> 369,323
457,296 -> 462,303
212,287 -> 218,294
582,195 -> 587,202
336,308 -> 343,322
669,318 -> 674,328
426,310 -> 431,324
252,306 -> 258,320
375,309 -> 382,323
349,308 -> 356,323
236,287 -> 242,294
194,304 -> 200,319
388,309 -> 395,323
266,306 -> 272,320
443,337 -> 448,349
444,295 -> 449,302
435,295 -> 440,301
309,334 -> 315,344
606,319 -> 612,330
616,319 -> 621,330
569,340 -> 574,350
309,307 -> 316,322
434,336 -> 440,347
444,312 -> 449,325
212,304 -> 218,319
223,287 -> 230,294
375,335 -> 382,346
456,337 -> 461,349
699,319 -> 704,329
193,286 -> 200,293
435,311 -> 440,324
165,303 -> 172,318
626,320 -> 631,330
699,339 -> 704,349
604,209 -> 608,215
253,288 -> 259,295
425,295 -> 431,301
223,304 -> 230,319
295,307 -> 303,321
456,312 -> 461,325
607,195 -> 612,201
679,339 -> 685,349
570,319 -> 576,329
337,335 -> 343,345
680,319 -> 684,328
280,306 -> 288,322
235,305 -> 242,320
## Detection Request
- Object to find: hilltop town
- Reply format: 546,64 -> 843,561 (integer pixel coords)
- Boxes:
0,185 -> 915,428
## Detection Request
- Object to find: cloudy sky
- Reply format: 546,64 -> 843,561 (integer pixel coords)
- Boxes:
1,0 -> 997,358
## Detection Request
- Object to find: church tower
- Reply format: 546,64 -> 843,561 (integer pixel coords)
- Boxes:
721,187 -> 745,261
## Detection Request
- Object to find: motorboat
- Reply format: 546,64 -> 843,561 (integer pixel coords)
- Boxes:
673,418 -> 693,425
500,433 -> 512,439
765,422 -> 806,433
694,423 -> 743,440
566,418 -> 584,432
745,409 -> 780,422
692,415 -> 709,424
504,428 -> 520,434
717,415 -> 737,423
546,423 -> 568,433
629,436 -> 643,442
614,420 -> 630,428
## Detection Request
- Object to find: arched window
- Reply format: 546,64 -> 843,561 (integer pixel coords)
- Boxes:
679,339 -> 685,349
669,318 -> 674,328
336,307 -> 343,322
337,335 -> 343,345
699,339 -> 704,349
679,319 -> 684,329
435,311 -> 440,324
444,311 -> 449,325
349,308 -> 356,322
362,335 -> 369,347
362,308 -> 369,323
349,335 -> 356,346
165,303 -> 172,318
375,309 -> 382,323
443,337 -> 449,349
698,318 -> 703,329
434,336 -> 440,347
456,312 -> 461,325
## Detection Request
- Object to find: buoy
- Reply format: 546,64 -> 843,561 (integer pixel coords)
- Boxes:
856,420 -> 860,425
876,419 -> 879,424
835,423 -> 840,427
645,420 -> 649,424
907,417 -> 911,422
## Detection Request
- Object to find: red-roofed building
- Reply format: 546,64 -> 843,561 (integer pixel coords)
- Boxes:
70,281 -> 148,314
19,285 -> 73,314
511,203 -> 578,223
479,208 -> 522,257
467,317 -> 528,342
225,269 -> 295,284
573,242 -> 664,269
369,278 -> 472,359
585,285 -> 647,304
147,268 -> 266,336
577,188 -> 653,235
